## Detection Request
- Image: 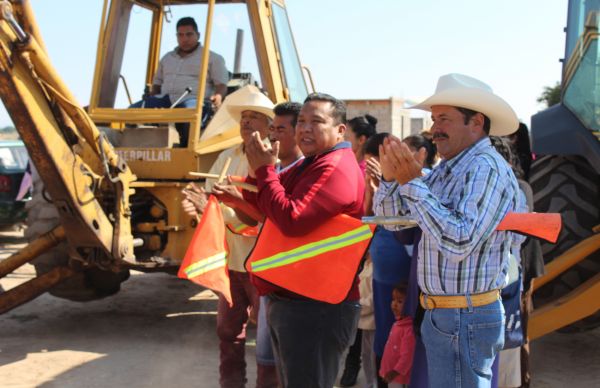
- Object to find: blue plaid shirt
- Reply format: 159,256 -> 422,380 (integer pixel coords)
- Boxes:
374,137 -> 525,295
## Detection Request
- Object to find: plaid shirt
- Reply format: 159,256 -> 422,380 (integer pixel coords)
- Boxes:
374,137 -> 525,295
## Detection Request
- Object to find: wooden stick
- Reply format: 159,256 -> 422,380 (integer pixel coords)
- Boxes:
187,172 -> 258,192
218,157 -> 232,184
188,172 -> 220,179
231,181 -> 258,192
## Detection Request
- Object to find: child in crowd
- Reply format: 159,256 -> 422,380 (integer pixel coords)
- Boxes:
359,256 -> 377,387
379,282 -> 415,387
364,132 -> 412,387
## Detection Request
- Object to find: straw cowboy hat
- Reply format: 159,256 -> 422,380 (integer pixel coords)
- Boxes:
410,73 -> 518,136
227,85 -> 275,121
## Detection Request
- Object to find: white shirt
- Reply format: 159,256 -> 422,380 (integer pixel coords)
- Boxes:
153,45 -> 228,101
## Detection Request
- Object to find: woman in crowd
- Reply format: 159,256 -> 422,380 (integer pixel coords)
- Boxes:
362,132 -> 412,388
339,114 -> 379,387
345,114 -> 378,174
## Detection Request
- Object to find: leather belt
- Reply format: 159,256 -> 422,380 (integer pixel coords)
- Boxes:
420,289 -> 500,310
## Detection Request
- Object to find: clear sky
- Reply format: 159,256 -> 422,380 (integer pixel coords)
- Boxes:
0,0 -> 567,128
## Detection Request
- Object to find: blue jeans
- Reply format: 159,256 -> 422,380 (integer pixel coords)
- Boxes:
256,295 -> 276,366
421,299 -> 504,388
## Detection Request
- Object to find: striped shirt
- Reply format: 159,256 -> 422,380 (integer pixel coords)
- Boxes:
373,137 -> 524,295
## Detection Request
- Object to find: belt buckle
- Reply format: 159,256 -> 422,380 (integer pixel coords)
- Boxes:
424,294 -> 436,309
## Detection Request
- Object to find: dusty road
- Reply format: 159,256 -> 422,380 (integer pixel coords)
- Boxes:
1,229 -> 599,388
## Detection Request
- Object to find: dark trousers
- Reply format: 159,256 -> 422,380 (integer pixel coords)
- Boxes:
343,328 -> 363,372
267,295 -> 360,388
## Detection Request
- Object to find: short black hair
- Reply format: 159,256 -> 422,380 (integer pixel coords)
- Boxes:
177,17 -> 198,33
348,114 -> 377,139
403,134 -> 437,169
303,92 -> 347,125
393,281 -> 408,295
364,132 -> 390,157
456,107 -> 491,135
274,101 -> 302,127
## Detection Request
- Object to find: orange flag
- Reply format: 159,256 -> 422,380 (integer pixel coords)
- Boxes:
496,212 -> 562,243
178,195 -> 232,306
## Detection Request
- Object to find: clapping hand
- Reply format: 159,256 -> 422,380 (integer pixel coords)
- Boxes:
212,177 -> 244,208
383,370 -> 400,383
379,136 -> 426,184
245,131 -> 279,172
181,183 -> 208,217
365,156 -> 382,193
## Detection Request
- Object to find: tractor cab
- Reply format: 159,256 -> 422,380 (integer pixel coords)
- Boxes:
88,0 -> 310,179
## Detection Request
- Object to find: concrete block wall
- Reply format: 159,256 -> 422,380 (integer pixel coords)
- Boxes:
345,99 -> 393,133
345,98 -> 417,140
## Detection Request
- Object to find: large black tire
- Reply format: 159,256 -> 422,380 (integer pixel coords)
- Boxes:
24,166 -> 129,301
530,155 -> 600,330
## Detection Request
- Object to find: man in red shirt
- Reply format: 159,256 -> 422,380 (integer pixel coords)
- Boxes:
243,93 -> 364,387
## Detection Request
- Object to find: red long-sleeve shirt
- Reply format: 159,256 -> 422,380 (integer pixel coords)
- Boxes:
243,142 -> 365,300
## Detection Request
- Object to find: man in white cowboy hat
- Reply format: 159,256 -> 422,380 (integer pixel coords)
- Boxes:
181,87 -> 277,388
374,73 -> 524,387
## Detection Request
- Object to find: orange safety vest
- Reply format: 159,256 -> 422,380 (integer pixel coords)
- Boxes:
245,214 -> 375,304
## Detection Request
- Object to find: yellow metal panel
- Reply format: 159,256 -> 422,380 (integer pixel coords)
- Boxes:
247,0 -> 286,103
189,0 -> 215,149
529,273 -> 600,340
533,233 -> 600,291
145,186 -> 197,263
146,5 -> 163,86
116,147 -> 218,179
90,0 -> 109,109
90,107 -> 200,123
528,233 -> 600,339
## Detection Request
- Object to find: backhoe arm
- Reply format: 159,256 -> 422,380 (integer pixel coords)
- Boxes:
0,1 -> 136,266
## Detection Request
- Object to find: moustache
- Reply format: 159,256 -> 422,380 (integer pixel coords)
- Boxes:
433,133 -> 449,141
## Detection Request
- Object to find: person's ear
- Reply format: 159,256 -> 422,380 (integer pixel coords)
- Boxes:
337,123 -> 346,140
471,113 -> 485,132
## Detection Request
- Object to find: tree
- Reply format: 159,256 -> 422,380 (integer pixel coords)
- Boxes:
537,82 -> 561,107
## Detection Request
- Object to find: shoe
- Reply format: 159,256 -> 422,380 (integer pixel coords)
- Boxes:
339,367 -> 359,387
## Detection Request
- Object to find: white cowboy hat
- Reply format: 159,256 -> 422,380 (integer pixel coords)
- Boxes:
226,85 -> 275,121
409,73 -> 518,136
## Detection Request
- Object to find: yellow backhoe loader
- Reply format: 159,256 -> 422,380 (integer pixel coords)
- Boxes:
0,0 -> 598,346
0,0 -> 312,310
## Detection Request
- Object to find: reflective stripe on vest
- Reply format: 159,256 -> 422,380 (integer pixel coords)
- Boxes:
227,223 -> 260,237
251,224 -> 373,272
245,214 -> 375,304
183,251 -> 227,278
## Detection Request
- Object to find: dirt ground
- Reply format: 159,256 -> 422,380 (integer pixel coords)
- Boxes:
1,229 -> 599,388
